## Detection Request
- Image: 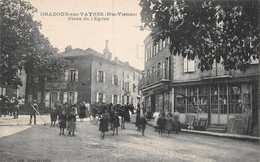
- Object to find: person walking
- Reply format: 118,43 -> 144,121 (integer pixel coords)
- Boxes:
29,100 -> 39,125
135,104 -> 141,131
85,100 -> 90,118
139,115 -> 147,136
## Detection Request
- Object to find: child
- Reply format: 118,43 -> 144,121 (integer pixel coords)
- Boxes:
111,111 -> 120,135
165,113 -> 173,137
59,110 -> 67,135
139,115 -> 147,136
157,113 -> 166,136
67,110 -> 76,136
99,115 -> 108,140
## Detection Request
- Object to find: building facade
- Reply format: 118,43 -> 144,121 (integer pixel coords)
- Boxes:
25,42 -> 142,112
140,34 -> 259,136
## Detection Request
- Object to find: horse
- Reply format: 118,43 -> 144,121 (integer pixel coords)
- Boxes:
113,104 -> 135,129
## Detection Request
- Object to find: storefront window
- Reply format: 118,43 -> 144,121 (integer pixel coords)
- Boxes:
211,86 -> 218,114
241,84 -> 251,114
229,85 -> 242,114
164,92 -> 170,112
175,87 -> 186,113
155,94 -> 163,112
187,87 -> 197,113
198,86 -> 209,113
219,86 -> 227,114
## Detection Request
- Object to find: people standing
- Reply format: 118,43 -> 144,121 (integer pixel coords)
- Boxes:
111,111 -> 120,135
12,97 -> 19,119
173,110 -> 181,134
157,112 -> 166,136
67,109 -> 76,136
29,100 -> 39,125
85,100 -> 90,118
79,101 -> 86,122
59,110 -> 67,135
165,113 -> 173,137
99,115 -> 108,140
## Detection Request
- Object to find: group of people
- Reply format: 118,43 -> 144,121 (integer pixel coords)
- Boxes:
99,109 -> 120,140
135,104 -> 147,136
0,95 -> 20,119
155,110 -> 181,136
50,100 -> 90,137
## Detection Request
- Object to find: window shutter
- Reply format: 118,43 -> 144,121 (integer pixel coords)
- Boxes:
189,60 -> 195,72
117,95 -> 119,104
74,92 -> 78,104
112,75 -> 114,85
97,70 -> 99,82
0,87 -> 2,95
3,88 -> 6,96
96,92 -> 99,102
184,57 -> 187,72
103,93 -> 106,103
45,93 -> 50,107
75,69 -> 79,81
63,92 -> 68,104
65,70 -> 69,81
103,72 -> 106,83
112,95 -> 114,105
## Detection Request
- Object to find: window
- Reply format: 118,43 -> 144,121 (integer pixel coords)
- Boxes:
187,87 -> 197,113
198,86 -> 210,113
156,43 -> 159,54
112,75 -> 118,85
164,58 -> 169,79
133,84 -> 136,92
37,92 -> 42,103
229,85 -> 242,114
133,73 -> 135,80
122,81 -> 125,90
67,92 -> 78,104
112,95 -> 118,105
127,73 -> 129,78
159,39 -> 163,51
162,39 -> 166,48
0,87 -> 6,96
122,72 -> 124,77
96,92 -> 106,103
65,69 -> 78,81
63,92 -> 68,104
125,82 -> 129,92
184,57 -> 195,73
97,70 -> 105,83
45,93 -> 50,107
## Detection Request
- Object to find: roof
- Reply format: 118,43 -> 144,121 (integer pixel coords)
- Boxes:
59,48 -> 142,73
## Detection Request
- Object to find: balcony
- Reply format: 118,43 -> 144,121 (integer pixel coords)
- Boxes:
139,67 -> 170,89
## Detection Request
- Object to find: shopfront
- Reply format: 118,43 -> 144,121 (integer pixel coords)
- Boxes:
174,82 -> 253,125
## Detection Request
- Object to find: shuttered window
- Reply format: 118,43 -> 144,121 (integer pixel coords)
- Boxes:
45,93 -> 50,107
63,92 -> 68,104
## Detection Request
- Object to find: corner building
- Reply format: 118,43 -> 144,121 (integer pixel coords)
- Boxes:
140,34 -> 259,136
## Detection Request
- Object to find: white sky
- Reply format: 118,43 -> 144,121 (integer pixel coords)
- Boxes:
28,0 -> 150,70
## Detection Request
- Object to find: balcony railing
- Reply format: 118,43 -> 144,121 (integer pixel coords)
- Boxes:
139,67 -> 170,89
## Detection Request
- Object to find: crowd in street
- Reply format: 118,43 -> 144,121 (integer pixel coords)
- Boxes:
0,95 -> 20,119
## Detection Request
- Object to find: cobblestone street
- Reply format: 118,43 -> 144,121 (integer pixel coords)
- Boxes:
0,115 -> 259,162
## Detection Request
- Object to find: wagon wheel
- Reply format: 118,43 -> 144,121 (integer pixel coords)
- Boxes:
90,115 -> 99,125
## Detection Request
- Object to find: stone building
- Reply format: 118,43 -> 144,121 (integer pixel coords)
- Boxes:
25,41 -> 142,111
140,34 -> 259,136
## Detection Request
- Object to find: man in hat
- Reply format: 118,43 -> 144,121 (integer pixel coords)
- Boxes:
29,100 -> 39,125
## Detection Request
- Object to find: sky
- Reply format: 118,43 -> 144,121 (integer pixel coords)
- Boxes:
28,0 -> 150,70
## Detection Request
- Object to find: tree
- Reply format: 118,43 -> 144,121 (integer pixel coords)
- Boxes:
0,0 -> 67,88
139,0 -> 259,71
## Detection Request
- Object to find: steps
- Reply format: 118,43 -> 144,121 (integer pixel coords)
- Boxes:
206,125 -> 227,133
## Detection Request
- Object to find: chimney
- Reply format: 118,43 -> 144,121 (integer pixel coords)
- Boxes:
114,57 -> 118,63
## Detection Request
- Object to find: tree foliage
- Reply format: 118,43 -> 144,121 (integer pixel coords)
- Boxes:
0,0 -> 67,88
140,0 -> 259,71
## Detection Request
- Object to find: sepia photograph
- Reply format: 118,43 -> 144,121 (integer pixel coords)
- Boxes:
0,0 -> 259,161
